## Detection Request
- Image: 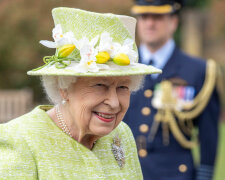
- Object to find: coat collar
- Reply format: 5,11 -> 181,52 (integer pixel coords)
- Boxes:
139,47 -> 183,88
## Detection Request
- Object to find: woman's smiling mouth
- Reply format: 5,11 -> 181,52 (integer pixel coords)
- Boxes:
94,112 -> 116,122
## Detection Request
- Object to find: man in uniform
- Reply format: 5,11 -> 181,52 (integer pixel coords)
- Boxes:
124,0 -> 221,179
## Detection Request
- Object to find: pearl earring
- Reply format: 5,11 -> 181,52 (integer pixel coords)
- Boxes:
62,99 -> 67,105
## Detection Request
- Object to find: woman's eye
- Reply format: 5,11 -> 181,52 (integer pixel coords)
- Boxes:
96,83 -> 105,87
118,86 -> 129,90
94,83 -> 108,89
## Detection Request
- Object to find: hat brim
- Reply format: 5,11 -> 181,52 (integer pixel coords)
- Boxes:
131,5 -> 174,15
27,62 -> 162,77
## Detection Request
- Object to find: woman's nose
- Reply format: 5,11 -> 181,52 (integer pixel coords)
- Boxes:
104,88 -> 120,109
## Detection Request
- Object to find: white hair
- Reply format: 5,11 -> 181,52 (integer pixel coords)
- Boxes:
41,75 -> 145,105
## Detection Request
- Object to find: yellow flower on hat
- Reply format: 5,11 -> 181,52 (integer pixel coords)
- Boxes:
96,32 -> 137,66
96,51 -> 110,64
113,53 -> 130,66
110,38 -> 137,65
58,44 -> 76,58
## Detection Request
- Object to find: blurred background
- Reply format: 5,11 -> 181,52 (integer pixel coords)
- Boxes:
0,0 -> 224,179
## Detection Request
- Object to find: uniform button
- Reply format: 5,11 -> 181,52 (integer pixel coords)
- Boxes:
144,89 -> 153,98
139,124 -> 149,133
178,164 -> 188,173
139,149 -> 147,157
141,107 -> 151,116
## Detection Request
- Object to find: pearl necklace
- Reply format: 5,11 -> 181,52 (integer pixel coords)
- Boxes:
55,105 -> 72,138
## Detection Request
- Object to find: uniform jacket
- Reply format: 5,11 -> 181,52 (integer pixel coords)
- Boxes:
0,106 -> 143,180
124,47 -> 220,180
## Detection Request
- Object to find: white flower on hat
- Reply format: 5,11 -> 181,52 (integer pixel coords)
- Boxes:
96,32 -> 137,65
74,36 -> 99,51
38,24 -> 137,72
40,24 -> 76,48
97,32 -> 114,53
75,36 -> 109,73
95,32 -> 114,64
75,58 -> 99,73
111,38 -> 137,64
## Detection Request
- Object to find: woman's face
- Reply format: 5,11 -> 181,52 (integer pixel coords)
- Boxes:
65,76 -> 131,137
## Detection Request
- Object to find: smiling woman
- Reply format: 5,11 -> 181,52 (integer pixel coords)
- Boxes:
0,7 -> 161,179
42,75 -> 144,150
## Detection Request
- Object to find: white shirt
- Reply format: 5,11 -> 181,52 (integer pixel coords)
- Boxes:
139,39 -> 175,78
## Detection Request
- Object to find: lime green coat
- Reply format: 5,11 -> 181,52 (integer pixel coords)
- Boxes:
0,106 -> 143,179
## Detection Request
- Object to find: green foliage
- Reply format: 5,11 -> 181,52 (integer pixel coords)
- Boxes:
174,24 -> 182,47
0,0 -> 55,103
214,123 -> 225,180
185,0 -> 211,8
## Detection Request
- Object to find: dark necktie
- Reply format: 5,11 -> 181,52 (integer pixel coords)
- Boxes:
149,59 -> 157,80
149,59 -> 154,66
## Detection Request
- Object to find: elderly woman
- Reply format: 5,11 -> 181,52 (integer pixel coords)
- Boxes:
0,8 -> 161,179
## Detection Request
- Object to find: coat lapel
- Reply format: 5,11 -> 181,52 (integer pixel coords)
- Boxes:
156,47 -> 182,81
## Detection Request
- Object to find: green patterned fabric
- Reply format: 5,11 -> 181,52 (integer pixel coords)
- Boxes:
0,106 -> 143,179
52,8 -> 132,48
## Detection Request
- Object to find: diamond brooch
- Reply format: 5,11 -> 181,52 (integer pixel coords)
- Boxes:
111,134 -> 125,169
